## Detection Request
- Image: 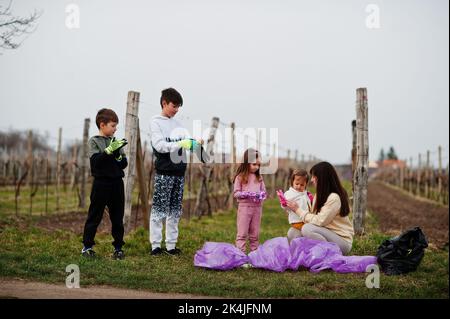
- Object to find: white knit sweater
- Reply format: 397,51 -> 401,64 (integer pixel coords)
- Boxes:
283,187 -> 312,224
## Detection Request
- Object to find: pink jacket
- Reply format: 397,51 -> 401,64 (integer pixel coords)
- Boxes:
233,174 -> 267,207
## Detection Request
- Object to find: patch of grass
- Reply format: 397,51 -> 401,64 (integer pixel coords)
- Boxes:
0,198 -> 448,298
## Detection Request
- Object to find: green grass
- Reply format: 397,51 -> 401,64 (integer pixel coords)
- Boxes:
0,185 -> 82,217
0,199 -> 448,298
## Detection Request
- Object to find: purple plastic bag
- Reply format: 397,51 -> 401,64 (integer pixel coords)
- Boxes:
194,242 -> 249,270
288,237 -> 377,273
288,237 -> 341,270
311,255 -> 378,273
247,237 -> 291,272
194,237 -> 377,273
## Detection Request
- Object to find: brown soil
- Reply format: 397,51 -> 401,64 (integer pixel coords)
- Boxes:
0,278 -> 217,299
9,195 -> 231,235
367,181 -> 449,249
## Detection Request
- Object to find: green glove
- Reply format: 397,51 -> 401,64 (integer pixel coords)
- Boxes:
105,137 -> 128,155
177,139 -> 193,150
177,139 -> 200,151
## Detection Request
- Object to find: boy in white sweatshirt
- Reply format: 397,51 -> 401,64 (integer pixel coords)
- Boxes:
281,169 -> 313,243
149,88 -> 206,256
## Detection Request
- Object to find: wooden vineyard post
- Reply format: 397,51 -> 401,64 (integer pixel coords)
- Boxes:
45,150 -> 50,215
123,91 -> 140,232
194,117 -> 219,217
409,157 -> 413,194
135,122 -> 150,230
56,127 -> 62,212
26,130 -> 33,186
228,122 -> 236,210
70,140 -> 78,190
80,118 -> 90,209
353,88 -> 369,236
417,153 -> 422,196
29,158 -> 38,216
351,120 -> 357,194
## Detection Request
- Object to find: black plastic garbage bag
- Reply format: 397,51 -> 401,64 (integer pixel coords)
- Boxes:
376,226 -> 428,275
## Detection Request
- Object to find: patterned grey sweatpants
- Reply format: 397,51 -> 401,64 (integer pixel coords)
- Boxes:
150,174 -> 185,222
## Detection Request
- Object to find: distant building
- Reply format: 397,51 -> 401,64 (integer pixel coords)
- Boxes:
369,160 -> 379,169
379,159 -> 407,169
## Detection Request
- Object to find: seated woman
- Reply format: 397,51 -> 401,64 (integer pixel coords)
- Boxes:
286,161 -> 354,255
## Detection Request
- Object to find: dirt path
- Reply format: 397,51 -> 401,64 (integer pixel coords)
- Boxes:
0,278 -> 217,299
367,181 -> 449,249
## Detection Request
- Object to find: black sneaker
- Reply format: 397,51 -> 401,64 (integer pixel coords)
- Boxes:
150,247 -> 164,256
165,248 -> 182,256
112,249 -> 125,260
81,248 -> 96,258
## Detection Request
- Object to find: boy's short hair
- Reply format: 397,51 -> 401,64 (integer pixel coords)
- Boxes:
291,169 -> 309,185
95,108 -> 119,129
160,87 -> 183,108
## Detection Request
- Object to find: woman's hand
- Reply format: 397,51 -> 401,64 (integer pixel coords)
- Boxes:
286,200 -> 299,212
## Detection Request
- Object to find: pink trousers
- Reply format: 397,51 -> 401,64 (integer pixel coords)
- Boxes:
236,205 -> 262,253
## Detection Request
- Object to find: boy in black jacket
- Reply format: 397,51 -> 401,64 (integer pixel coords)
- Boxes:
81,108 -> 128,260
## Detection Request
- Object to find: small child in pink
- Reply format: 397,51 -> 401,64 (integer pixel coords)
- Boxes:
233,148 -> 267,253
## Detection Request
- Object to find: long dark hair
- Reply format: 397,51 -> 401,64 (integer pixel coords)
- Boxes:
233,148 -> 262,185
310,161 -> 350,217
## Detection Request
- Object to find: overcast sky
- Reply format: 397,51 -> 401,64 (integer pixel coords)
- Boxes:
0,0 -> 448,166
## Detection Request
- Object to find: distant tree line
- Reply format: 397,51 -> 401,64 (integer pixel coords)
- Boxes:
378,146 -> 398,162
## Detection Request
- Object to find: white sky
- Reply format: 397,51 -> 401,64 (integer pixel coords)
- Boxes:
0,0 -> 448,167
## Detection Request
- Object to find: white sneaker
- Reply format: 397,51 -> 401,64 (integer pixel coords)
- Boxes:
240,263 -> 253,269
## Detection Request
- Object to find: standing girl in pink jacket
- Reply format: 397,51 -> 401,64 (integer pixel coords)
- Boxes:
233,148 -> 267,253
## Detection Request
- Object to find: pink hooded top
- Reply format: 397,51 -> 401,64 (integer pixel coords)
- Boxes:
233,173 -> 267,207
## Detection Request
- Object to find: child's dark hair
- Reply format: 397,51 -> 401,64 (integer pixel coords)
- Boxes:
160,87 -> 183,108
310,161 -> 350,217
291,169 -> 309,185
233,148 -> 262,185
95,108 -> 119,129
